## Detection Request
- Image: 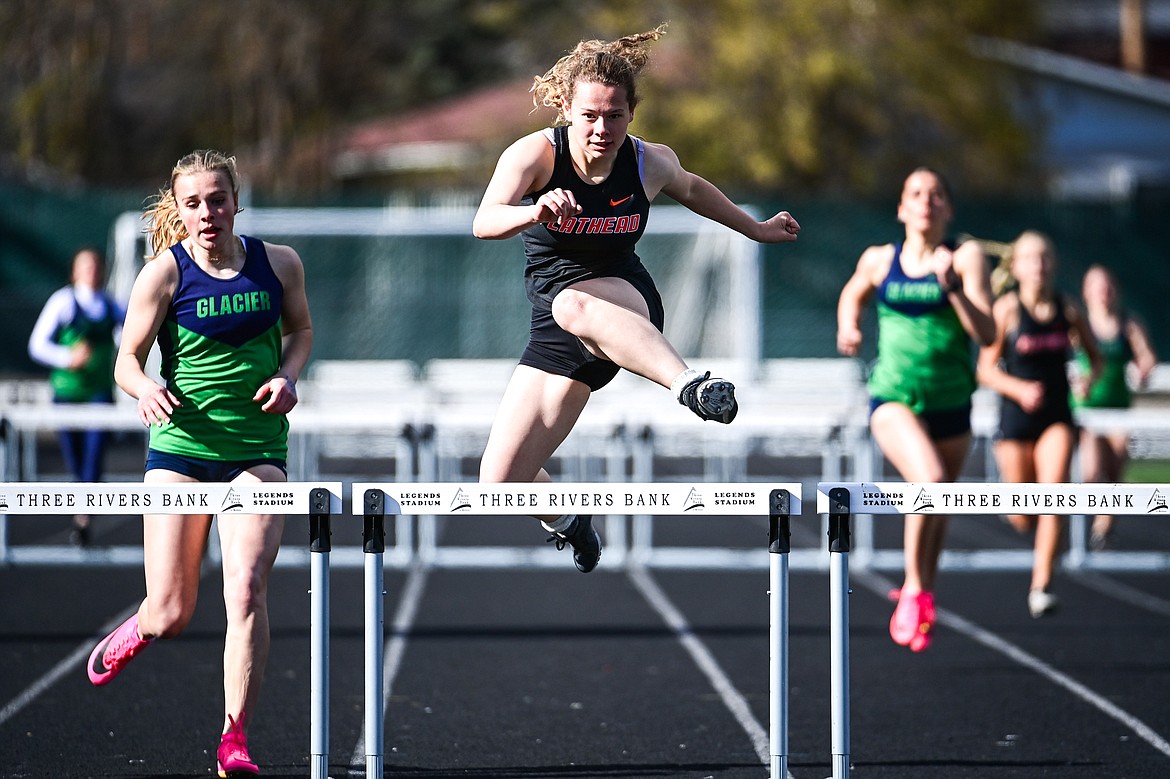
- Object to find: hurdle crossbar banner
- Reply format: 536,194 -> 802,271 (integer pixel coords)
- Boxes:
354,482 -> 800,779
352,481 -> 799,516
818,481 -> 1170,517
0,482 -> 343,569
0,481 -> 342,515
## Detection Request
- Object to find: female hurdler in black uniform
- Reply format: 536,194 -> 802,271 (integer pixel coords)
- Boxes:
473,25 -> 801,571
978,230 -> 1099,617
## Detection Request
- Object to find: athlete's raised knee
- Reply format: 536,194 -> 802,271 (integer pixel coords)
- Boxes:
145,597 -> 196,639
550,288 -> 595,336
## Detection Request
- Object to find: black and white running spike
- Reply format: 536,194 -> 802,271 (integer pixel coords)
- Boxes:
678,371 -> 738,423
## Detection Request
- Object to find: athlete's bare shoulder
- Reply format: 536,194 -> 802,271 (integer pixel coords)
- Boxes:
638,139 -> 682,200
501,129 -> 556,165
855,243 -> 896,286
259,241 -> 305,286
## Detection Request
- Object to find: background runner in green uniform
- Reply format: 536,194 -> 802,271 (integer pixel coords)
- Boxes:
1073,264 -> 1158,550
837,167 -> 995,652
27,247 -> 125,546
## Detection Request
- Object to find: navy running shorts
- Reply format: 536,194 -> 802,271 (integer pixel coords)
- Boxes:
145,449 -> 287,482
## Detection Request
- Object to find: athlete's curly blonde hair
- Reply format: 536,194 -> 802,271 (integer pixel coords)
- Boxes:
958,233 -> 1015,297
532,24 -> 667,125
975,229 -> 1058,297
142,150 -> 241,259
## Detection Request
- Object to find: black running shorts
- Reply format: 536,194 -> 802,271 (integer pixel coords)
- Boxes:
519,268 -> 665,391
997,399 -> 1075,442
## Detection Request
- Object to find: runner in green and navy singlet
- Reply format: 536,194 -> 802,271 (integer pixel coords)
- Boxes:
152,236 -> 287,460
869,242 -> 975,415
1073,322 -> 1133,409
49,292 -> 119,403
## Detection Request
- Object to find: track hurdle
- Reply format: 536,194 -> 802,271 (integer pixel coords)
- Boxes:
816,480 -> 1170,779
0,481 -> 343,779
352,482 -> 799,779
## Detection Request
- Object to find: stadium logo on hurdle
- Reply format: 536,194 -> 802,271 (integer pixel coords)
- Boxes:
913,488 -> 935,512
0,494 -> 7,511
450,488 -> 472,512
684,487 -> 705,511
395,491 -> 442,508
1148,489 -> 1169,513
220,488 -> 244,513
252,490 -> 297,509
861,489 -> 904,508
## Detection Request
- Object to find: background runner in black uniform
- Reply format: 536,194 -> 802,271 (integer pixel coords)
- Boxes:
978,230 -> 1100,618
472,25 -> 800,571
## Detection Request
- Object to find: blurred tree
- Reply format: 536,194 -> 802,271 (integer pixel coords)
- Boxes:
0,0 -> 568,192
0,0 -> 125,184
602,0 -> 1042,196
0,0 -> 1041,197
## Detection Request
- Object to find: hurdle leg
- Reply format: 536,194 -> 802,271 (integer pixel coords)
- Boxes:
828,487 -> 852,779
630,427 -> 655,565
363,490 -> 387,779
309,488 -> 332,779
769,489 -> 792,779
604,425 -> 630,565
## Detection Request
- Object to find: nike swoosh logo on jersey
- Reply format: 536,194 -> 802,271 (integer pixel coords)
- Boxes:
609,195 -> 634,207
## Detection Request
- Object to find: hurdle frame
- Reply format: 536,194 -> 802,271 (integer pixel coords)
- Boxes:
353,481 -> 800,779
8,392 -> 1170,572
0,481 -> 342,779
816,480 -> 1170,779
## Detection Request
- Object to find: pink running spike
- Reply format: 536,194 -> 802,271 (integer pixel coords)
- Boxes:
889,589 -> 936,651
889,589 -> 919,646
217,712 -> 259,777
87,613 -> 152,686
908,592 -> 936,652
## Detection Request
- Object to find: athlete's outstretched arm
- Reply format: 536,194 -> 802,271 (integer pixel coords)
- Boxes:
643,142 -> 799,243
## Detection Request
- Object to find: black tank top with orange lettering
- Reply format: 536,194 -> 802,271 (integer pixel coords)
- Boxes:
1003,294 -> 1071,389
520,125 -> 650,305
997,293 -> 1074,438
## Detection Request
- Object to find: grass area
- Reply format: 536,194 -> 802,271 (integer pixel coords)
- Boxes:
1125,459 -> 1170,483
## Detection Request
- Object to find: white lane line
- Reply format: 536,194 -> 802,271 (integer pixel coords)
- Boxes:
348,565 -> 429,775
0,604 -> 138,726
629,567 -> 795,778
1,553 -> 221,728
1074,571 -> 1170,618
856,572 -> 1170,760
